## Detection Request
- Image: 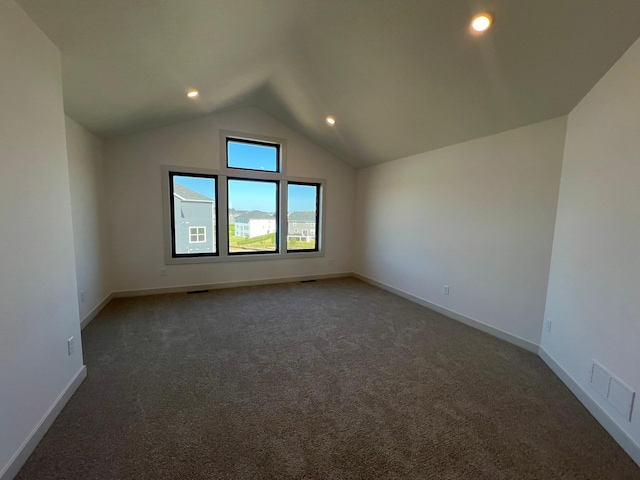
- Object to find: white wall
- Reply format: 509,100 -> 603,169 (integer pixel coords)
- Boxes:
65,116 -> 111,323
542,38 -> 640,452
103,107 -> 355,292
0,1 -> 84,477
355,117 -> 567,347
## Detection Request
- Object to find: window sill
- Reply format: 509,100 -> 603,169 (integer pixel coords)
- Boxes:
164,250 -> 324,265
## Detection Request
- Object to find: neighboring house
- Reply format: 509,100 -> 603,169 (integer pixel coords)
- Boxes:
228,208 -> 246,226
234,210 -> 276,238
173,183 -> 216,254
287,211 -> 316,242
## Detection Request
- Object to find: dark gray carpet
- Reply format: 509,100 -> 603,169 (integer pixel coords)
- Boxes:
17,278 -> 640,479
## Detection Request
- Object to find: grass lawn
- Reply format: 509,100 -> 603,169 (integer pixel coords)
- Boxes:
227,224 -> 315,252
228,224 -> 276,252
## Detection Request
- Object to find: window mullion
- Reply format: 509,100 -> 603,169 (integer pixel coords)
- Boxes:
280,179 -> 288,255
218,175 -> 229,256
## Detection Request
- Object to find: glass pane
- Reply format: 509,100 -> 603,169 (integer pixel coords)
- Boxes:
172,175 -> 216,255
287,183 -> 318,251
227,139 -> 279,172
228,179 -> 278,254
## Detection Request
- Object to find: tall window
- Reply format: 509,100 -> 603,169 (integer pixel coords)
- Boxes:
228,178 -> 278,254
287,182 -> 320,252
169,173 -> 217,257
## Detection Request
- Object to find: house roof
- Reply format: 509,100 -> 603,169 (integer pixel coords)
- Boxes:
173,183 -> 213,202
16,0 -> 640,168
288,211 -> 316,223
235,210 -> 274,221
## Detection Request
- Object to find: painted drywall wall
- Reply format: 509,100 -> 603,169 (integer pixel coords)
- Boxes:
355,117 -> 567,346
542,37 -> 640,450
65,116 -> 111,323
103,107 -> 355,292
0,1 -> 84,476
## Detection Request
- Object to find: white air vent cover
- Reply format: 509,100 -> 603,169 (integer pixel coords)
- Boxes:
590,363 -> 610,398
590,360 -> 635,422
609,377 -> 635,421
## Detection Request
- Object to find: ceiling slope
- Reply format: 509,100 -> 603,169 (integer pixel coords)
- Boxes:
16,0 -> 640,167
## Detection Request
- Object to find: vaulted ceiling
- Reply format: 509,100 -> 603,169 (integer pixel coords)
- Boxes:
16,0 -> 640,168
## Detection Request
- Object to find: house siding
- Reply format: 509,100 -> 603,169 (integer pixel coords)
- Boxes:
174,198 -> 216,254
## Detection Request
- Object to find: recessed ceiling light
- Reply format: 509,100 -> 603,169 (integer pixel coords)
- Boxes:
471,14 -> 493,32
187,89 -> 199,98
326,116 -> 336,126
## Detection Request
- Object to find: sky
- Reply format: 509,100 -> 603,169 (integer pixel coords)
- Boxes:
228,179 -> 276,212
174,174 -> 317,212
227,141 -> 277,171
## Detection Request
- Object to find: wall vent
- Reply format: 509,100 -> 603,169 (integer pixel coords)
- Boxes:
589,360 -> 635,422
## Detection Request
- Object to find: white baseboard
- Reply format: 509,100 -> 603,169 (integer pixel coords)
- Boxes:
112,272 -> 352,298
80,293 -> 113,330
353,273 -> 539,353
83,274 -> 352,325
0,365 -> 87,480
538,347 -> 640,467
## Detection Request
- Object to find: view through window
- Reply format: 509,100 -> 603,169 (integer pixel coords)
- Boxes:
170,173 -> 217,256
227,139 -> 279,172
287,183 -> 319,251
228,178 -> 278,254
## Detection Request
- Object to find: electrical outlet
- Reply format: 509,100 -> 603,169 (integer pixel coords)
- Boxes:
67,337 -> 75,356
80,291 -> 85,302
443,285 -> 449,295
160,268 -> 167,277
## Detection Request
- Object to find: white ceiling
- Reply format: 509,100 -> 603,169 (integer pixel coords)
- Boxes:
16,0 -> 640,168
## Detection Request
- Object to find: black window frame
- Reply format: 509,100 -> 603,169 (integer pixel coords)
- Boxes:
227,177 -> 280,256
286,181 -> 321,253
226,137 -> 281,173
169,171 -> 219,259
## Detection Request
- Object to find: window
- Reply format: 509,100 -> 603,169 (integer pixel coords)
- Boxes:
169,172 -> 217,257
227,138 -> 279,172
228,178 -> 278,255
189,227 -> 206,243
287,182 -> 320,252
163,132 -> 324,264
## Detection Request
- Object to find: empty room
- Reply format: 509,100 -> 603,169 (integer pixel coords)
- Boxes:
2,0 -> 640,478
